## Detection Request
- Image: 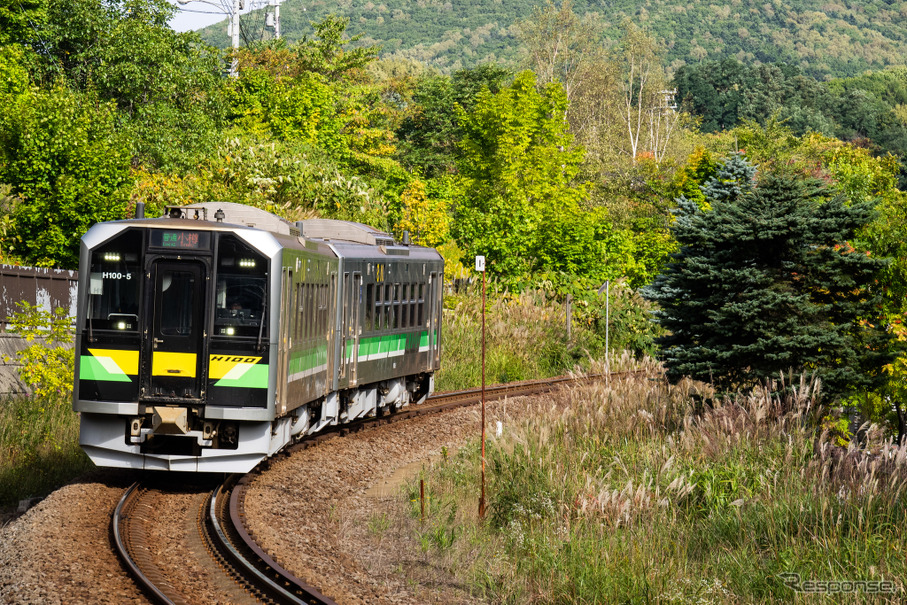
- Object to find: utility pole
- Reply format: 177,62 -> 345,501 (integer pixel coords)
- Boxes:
230,0 -> 241,77
266,0 -> 281,38
476,255 -> 486,519
176,0 -> 242,77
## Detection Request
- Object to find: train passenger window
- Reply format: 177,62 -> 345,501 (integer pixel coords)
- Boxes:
310,284 -> 317,341
377,283 -> 384,331
400,284 -> 409,328
213,234 -> 268,339
87,229 -> 142,332
384,284 -> 392,331
365,285 -> 374,332
295,284 -> 305,341
306,283 -> 314,341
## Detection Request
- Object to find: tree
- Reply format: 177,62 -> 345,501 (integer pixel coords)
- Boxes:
453,70 -> 600,281
14,0 -> 226,170
517,0 -> 604,108
644,153 -> 892,399
396,64 -> 510,177
0,87 -> 132,267
615,20 -> 678,163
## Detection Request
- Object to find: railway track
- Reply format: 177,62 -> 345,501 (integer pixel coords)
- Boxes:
112,371 -> 626,603
113,478 -> 336,605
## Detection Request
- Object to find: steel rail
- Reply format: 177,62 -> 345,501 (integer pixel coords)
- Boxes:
111,482 -> 181,605
208,478 -> 337,605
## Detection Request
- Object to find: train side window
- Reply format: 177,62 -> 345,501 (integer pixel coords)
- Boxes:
301,282 -> 308,341
308,283 -> 316,341
418,283 -> 424,327
409,284 -> 416,327
300,283 -> 307,341
373,283 -> 381,331
400,284 -> 408,328
384,284 -> 392,331
321,283 -> 328,338
365,284 -> 374,333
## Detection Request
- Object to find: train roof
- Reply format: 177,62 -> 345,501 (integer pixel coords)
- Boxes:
167,203 -> 397,246
86,202 -> 442,263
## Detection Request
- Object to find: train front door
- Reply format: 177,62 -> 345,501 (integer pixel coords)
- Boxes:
142,260 -> 206,400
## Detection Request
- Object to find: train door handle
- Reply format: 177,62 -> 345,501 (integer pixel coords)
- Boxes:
153,338 -> 164,348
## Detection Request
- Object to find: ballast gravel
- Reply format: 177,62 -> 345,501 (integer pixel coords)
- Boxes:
0,394 -> 541,604
0,471 -> 145,604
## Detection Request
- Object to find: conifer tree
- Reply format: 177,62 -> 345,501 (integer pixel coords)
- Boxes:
644,153 -> 892,399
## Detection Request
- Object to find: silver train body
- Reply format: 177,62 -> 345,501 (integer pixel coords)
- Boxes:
73,202 -> 443,472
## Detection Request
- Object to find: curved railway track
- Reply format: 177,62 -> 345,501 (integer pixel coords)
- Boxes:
113,478 -> 336,605
112,371 -> 627,603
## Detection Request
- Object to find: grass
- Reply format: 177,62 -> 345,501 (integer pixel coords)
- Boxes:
405,357 -> 907,603
436,288 -> 606,391
0,393 -> 92,508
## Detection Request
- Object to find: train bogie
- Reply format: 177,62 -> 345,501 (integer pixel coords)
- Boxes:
74,203 -> 443,472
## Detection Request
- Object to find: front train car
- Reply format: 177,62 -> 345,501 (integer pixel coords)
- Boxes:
74,203 -> 317,472
74,203 -> 444,473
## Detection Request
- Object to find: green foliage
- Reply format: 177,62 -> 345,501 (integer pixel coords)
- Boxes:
437,288 -> 609,391
396,64 -> 512,177
0,86 -> 132,268
0,45 -> 29,96
200,0 -> 907,81
4,302 -> 74,399
132,136 -> 393,231
17,0 -> 227,170
395,179 -> 450,247
454,70 -> 600,281
676,61 -> 907,181
0,303 -> 89,506
645,154 -> 893,399
569,280 -> 663,358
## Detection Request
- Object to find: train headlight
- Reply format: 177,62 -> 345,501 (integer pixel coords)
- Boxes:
103,252 -> 121,262
238,259 -> 256,268
221,327 -> 235,336
116,321 -> 127,330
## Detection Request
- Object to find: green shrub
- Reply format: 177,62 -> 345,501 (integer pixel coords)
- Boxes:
0,302 -> 88,507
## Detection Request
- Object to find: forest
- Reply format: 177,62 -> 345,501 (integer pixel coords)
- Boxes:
199,0 -> 907,79
2,0 -> 907,428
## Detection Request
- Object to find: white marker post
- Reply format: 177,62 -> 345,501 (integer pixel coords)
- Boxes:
476,255 -> 486,518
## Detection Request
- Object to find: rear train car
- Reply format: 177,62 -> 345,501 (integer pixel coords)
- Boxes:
74,202 -> 442,472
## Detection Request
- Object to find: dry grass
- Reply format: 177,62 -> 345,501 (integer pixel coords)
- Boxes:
401,359 -> 907,603
437,289 -> 607,391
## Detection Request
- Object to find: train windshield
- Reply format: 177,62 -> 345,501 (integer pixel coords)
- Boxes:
87,230 -> 142,332
214,235 -> 268,339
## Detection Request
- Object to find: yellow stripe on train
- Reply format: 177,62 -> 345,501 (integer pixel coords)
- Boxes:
208,355 -> 262,380
151,352 -> 198,377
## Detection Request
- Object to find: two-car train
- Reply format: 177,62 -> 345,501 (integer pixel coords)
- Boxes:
74,202 -> 443,472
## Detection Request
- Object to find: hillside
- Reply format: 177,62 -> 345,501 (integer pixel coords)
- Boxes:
196,0 -> 907,78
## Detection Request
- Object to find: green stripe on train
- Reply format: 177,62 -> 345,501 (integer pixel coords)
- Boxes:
79,356 -> 131,382
214,364 -> 269,388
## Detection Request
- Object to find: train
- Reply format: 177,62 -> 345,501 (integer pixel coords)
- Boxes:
73,202 -> 443,472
